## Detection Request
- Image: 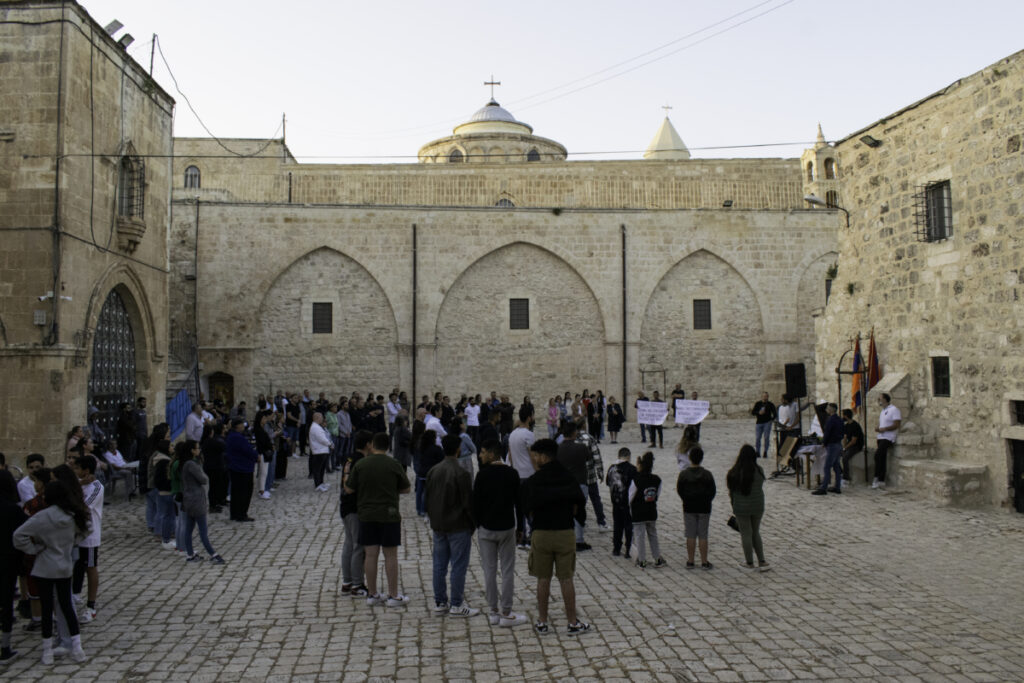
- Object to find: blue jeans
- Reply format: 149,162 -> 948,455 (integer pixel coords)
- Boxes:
264,452 -> 276,491
755,422 -> 773,457
415,476 -> 427,516
821,442 -> 843,489
432,530 -> 473,607
145,488 -> 158,531
639,423 -> 648,443
156,494 -> 176,542
184,514 -> 216,556
175,501 -> 188,550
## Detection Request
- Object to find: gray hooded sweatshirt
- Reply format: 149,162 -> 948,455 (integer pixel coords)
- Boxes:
13,505 -> 83,578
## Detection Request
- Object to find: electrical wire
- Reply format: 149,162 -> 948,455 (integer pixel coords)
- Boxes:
153,35 -> 282,158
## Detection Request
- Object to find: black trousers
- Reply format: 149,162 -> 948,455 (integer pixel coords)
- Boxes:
611,503 -> 633,553
648,425 -> 664,448
275,444 -> 289,480
311,452 -> 328,487
36,576 -> 79,639
229,470 -> 253,520
0,569 -> 13,634
875,439 -> 893,482
208,468 -> 228,507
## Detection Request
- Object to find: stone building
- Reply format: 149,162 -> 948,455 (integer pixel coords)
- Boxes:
0,0 -> 174,460
170,110 -> 838,417
814,49 -> 1024,510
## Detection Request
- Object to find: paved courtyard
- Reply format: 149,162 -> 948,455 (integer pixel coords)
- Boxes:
8,418 -> 1024,681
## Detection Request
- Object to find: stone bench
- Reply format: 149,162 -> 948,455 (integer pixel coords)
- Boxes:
892,459 -> 989,507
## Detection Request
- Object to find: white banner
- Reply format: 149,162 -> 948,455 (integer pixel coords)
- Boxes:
674,399 -> 709,425
636,400 -> 668,426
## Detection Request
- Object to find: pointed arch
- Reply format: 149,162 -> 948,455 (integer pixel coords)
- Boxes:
83,262 -> 159,363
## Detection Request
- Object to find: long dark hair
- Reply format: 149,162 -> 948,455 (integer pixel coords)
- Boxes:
175,439 -> 198,464
43,480 -> 90,534
0,470 -> 17,504
52,464 -> 87,512
411,419 -> 426,451
726,444 -> 763,497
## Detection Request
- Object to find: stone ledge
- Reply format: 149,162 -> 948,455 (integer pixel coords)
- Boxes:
892,458 -> 990,507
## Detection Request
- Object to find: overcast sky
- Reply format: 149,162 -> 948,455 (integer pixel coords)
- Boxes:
81,0 -> 1024,163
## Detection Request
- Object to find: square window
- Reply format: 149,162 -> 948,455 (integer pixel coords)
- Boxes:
312,302 -> 333,334
931,356 -> 950,397
693,299 -> 711,330
1013,401 -> 1024,425
509,298 -> 529,330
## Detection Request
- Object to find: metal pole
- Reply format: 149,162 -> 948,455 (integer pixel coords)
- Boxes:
412,224 -> 418,405
621,224 -> 627,419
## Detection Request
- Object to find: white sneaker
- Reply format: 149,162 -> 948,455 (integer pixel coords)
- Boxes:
487,610 -> 501,625
597,523 -> 610,533
842,479 -> 852,486
385,594 -> 409,608
448,603 -> 480,618
260,491 -> 271,500
161,540 -> 177,550
79,607 -> 96,624
72,593 -> 84,606
366,593 -> 384,606
316,483 -> 330,492
432,601 -> 449,614
499,612 -> 528,628
871,478 -> 880,489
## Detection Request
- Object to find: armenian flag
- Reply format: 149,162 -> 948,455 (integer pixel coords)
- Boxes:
851,338 -> 864,409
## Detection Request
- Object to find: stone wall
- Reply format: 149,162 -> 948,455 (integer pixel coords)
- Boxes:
815,49 -> 1024,508
0,1 -> 173,462
181,201 -> 835,416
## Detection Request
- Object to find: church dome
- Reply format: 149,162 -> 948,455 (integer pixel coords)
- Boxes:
418,97 -> 565,164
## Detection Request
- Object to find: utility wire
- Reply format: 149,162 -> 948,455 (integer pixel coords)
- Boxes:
153,35 -> 282,157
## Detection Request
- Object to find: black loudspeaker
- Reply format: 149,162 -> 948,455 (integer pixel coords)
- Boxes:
784,363 -> 807,398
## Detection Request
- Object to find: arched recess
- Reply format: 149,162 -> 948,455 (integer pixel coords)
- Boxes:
83,262 -> 158,364
254,247 -> 400,394
795,251 -> 839,395
434,242 -> 606,399
639,249 -> 765,417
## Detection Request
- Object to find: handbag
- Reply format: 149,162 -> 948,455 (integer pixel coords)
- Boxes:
727,515 -> 740,531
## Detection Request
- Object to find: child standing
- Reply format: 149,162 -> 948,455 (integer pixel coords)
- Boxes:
629,452 -> 665,569
605,448 -> 636,558
675,447 -> 716,569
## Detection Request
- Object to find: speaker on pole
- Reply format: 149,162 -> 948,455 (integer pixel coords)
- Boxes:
784,363 -> 807,398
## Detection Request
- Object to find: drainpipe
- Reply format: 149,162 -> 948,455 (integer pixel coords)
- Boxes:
47,7 -> 68,346
621,223 -> 627,418
412,224 -> 417,403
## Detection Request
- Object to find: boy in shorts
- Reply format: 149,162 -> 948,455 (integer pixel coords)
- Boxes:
344,433 -> 411,607
522,439 -> 591,636
675,447 -> 716,569
71,455 -> 103,622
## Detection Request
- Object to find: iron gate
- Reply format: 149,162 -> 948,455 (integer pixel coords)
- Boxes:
87,290 -> 136,435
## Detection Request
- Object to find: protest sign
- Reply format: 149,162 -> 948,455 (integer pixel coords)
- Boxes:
674,400 -> 709,425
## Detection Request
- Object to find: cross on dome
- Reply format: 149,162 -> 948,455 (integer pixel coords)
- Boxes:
484,75 -> 501,100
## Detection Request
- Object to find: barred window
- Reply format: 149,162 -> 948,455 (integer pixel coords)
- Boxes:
931,356 -> 950,397
527,149 -> 541,162
510,298 -> 529,330
693,299 -> 711,330
915,180 -> 952,242
312,302 -> 333,334
117,156 -> 145,219
448,149 -> 464,163
184,165 -> 200,189
496,198 -> 514,208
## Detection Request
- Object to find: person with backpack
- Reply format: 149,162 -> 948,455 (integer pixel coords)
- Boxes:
629,452 -> 665,569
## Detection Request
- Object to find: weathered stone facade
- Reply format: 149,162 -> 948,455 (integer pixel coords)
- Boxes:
814,49 -> 1024,509
170,144 -> 837,416
0,1 -> 173,462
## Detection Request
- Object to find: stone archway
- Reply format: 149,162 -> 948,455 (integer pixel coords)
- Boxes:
434,242 -> 605,399
254,247 -> 399,394
639,250 -> 765,417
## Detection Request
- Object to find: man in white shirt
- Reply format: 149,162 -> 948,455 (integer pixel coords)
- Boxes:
776,394 -> 800,456
386,393 -> 402,437
464,397 -> 481,445
185,403 -> 204,442
424,404 -> 447,446
17,453 -> 45,505
102,439 -> 135,500
507,408 -> 536,548
873,393 -> 902,489
308,412 -> 334,492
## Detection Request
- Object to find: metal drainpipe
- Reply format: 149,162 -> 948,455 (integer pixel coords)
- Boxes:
48,6 -> 68,346
411,224 -> 417,403
621,223 -> 627,418
193,197 -> 200,363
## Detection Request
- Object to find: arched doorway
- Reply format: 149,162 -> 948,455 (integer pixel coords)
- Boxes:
88,290 -> 137,435
208,372 -> 235,408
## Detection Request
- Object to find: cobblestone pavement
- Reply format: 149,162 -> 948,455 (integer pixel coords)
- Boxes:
6,419 -> 1024,681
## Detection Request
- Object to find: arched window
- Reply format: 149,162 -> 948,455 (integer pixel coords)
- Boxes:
825,190 -> 839,208
824,158 -> 837,180
448,149 -> 464,163
117,155 -> 145,219
495,198 -> 514,208
184,165 -> 200,189
527,149 -> 541,162
806,161 -> 814,182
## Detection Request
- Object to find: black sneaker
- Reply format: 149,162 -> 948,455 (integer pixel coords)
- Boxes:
575,542 -> 592,552
16,600 -> 30,619
827,487 -> 841,494
811,488 -> 827,496
534,621 -> 551,636
653,558 -> 667,569
0,647 -> 17,662
567,620 -> 592,635
23,620 -> 41,632
685,561 -> 696,570
611,549 -> 621,557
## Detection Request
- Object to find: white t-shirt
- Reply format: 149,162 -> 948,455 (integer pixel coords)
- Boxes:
464,404 -> 481,427
17,476 -> 36,505
878,404 -> 902,442
104,449 -> 128,468
778,402 -> 798,430
508,426 -> 536,479
80,479 -> 104,548
424,415 -> 447,445
386,401 -> 401,424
